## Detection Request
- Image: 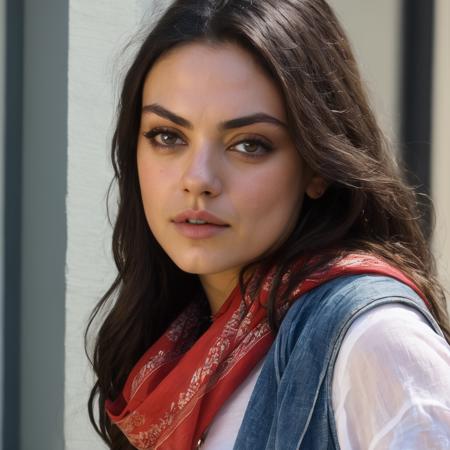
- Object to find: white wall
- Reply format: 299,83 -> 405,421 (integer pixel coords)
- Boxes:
431,0 -> 450,310
65,1 -> 166,448
328,0 -> 402,146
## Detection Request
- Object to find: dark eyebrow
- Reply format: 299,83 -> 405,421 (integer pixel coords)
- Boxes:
141,103 -> 288,131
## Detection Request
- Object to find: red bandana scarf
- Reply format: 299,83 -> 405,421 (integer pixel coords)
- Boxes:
105,253 -> 429,449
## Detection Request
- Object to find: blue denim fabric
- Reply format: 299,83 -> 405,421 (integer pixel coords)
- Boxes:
233,275 -> 444,450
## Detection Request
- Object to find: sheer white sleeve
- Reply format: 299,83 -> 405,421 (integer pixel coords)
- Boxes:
332,303 -> 450,450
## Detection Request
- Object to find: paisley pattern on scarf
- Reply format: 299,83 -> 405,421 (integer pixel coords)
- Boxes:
105,253 -> 428,450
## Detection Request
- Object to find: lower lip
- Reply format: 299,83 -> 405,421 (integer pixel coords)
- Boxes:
173,222 -> 229,239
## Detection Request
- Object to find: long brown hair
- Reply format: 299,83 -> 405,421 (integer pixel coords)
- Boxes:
85,1 -> 450,448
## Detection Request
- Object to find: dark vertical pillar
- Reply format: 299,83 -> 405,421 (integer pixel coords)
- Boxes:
401,0 -> 435,237
3,0 -> 68,447
19,0 -> 68,448
3,0 -> 24,448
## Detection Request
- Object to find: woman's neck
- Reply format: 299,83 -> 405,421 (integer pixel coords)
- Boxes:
200,270 -> 240,315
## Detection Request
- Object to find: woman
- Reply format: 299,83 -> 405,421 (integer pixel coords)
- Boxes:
85,1 -> 450,449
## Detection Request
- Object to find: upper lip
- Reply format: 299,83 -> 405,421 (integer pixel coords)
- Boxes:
172,209 -> 229,226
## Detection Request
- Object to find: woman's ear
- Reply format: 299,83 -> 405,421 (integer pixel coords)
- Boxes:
305,175 -> 328,199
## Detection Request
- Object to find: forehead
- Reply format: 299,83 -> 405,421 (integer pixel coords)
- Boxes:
141,41 -> 287,121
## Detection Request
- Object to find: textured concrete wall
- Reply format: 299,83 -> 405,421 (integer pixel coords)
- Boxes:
65,1 -> 163,448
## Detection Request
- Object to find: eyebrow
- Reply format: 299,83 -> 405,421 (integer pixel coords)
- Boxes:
141,103 -> 288,131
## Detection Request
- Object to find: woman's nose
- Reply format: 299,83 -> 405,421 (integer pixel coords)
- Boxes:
181,146 -> 222,198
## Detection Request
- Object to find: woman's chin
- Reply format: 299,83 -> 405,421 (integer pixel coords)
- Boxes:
169,255 -> 240,279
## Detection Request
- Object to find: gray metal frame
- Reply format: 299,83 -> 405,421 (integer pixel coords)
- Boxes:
3,0 -> 68,448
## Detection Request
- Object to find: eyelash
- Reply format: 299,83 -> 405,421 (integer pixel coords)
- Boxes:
143,127 -> 274,158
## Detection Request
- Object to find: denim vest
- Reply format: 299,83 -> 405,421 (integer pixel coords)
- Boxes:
233,275 -> 444,450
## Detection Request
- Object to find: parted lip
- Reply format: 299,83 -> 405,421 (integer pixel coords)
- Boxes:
172,209 -> 229,226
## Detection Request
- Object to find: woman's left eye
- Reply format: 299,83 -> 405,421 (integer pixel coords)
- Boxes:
232,139 -> 273,157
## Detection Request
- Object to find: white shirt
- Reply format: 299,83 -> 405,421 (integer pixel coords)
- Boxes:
202,304 -> 450,449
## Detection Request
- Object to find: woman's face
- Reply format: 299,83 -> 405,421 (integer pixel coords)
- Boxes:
137,41 -> 314,289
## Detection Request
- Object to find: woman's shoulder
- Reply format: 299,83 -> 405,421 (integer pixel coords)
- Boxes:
291,273 -> 427,312
333,302 -> 450,382
332,302 -> 450,449
280,274 -> 439,341
274,274 -> 444,374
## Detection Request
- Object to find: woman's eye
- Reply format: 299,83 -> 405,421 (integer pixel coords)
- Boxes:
143,129 -> 273,157
232,139 -> 273,157
143,128 -> 185,148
